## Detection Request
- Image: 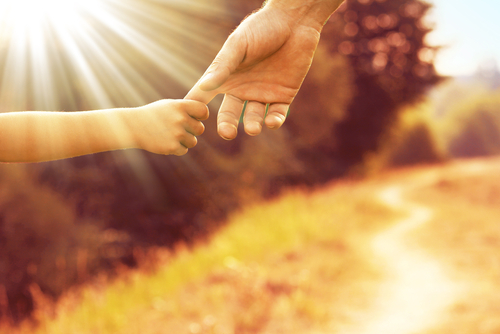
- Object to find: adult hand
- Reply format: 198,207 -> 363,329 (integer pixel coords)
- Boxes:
185,2 -> 334,140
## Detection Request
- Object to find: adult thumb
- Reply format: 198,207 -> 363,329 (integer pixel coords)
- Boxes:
198,31 -> 246,91
184,82 -> 219,104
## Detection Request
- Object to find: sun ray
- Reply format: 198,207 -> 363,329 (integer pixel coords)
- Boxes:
0,0 -> 230,110
83,2 -> 208,90
0,0 -> 229,188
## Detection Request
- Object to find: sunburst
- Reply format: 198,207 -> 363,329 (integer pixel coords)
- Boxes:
0,0 -> 229,112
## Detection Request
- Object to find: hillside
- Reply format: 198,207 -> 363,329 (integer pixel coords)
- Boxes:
3,157 -> 500,334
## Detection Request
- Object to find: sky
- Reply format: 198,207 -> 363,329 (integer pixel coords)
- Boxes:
426,0 -> 500,77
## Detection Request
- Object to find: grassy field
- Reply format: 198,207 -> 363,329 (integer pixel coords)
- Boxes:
1,177 -> 402,334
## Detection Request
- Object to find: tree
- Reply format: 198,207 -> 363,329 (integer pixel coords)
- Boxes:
228,0 -> 442,179
324,0 -> 442,167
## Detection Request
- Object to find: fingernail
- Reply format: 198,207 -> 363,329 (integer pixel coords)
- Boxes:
266,115 -> 284,129
218,123 -> 237,140
245,122 -> 262,136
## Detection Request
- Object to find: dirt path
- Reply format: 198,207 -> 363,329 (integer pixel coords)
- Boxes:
338,172 -> 464,334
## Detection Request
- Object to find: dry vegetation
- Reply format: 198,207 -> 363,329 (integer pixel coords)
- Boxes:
4,156 -> 500,334
0,178 -> 402,334
408,157 -> 500,334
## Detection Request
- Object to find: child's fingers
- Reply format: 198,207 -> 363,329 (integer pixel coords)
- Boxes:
172,145 -> 189,156
185,101 -> 210,121
180,133 -> 198,150
184,117 -> 205,137
170,133 -> 196,156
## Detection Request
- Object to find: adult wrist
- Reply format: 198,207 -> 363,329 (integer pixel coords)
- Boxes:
263,0 -> 343,31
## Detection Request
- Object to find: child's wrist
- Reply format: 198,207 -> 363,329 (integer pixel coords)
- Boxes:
107,107 -> 141,150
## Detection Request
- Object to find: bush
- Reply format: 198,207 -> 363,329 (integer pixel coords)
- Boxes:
0,165 -> 131,322
365,102 -> 446,172
442,92 -> 500,158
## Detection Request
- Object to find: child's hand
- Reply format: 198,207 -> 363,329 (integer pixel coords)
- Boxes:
126,99 -> 209,156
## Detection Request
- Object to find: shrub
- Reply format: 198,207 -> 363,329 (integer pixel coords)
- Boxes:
0,165 -> 129,322
433,90 -> 500,158
365,102 -> 446,172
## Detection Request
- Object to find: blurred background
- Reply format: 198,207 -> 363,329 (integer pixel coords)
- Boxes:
0,0 -> 499,330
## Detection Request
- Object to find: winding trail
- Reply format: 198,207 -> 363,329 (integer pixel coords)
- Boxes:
339,172 -> 463,334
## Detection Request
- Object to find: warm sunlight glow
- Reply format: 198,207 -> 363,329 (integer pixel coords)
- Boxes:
0,0 -> 228,188
0,0 -> 228,112
0,0 -> 103,38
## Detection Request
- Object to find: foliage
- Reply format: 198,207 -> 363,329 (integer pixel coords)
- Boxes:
0,165 -> 110,322
228,0 -> 442,181
366,102 -> 446,171
438,91 -> 500,158
323,0 -> 442,168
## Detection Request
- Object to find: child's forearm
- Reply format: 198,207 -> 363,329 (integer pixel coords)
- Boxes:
0,108 -> 137,162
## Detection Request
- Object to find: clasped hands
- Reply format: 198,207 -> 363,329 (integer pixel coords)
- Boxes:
0,0 -> 341,163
